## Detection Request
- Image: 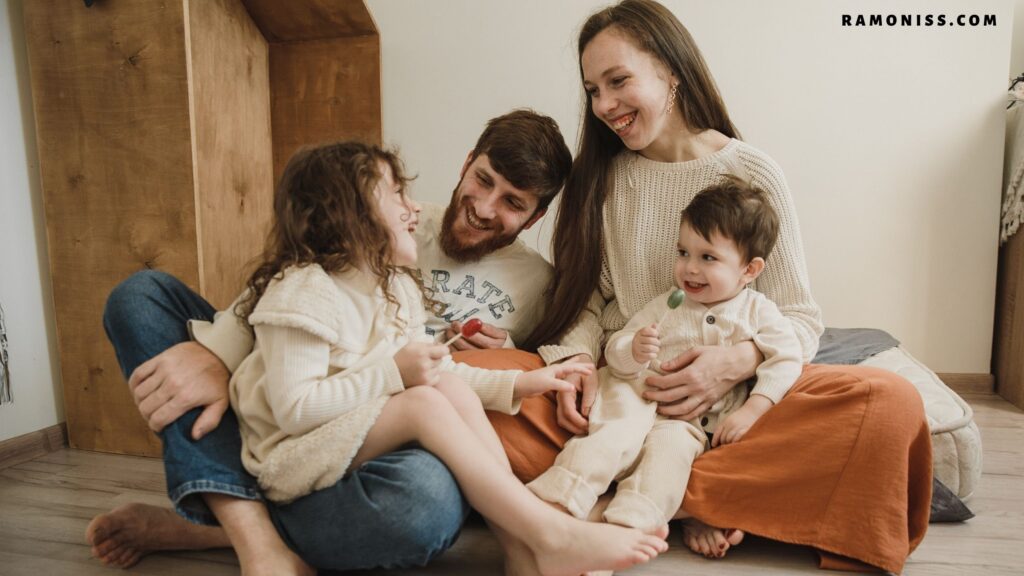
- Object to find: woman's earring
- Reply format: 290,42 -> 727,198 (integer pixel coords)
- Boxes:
665,83 -> 678,116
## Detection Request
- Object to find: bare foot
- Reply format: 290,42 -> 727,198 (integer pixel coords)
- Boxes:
532,521 -> 669,576
503,535 -> 542,576
85,503 -> 230,568
680,519 -> 743,559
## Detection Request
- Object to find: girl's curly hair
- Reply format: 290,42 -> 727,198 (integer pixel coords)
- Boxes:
235,141 -> 435,322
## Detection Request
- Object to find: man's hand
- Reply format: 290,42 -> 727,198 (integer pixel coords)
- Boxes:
644,342 -> 761,421
632,323 -> 660,364
444,320 -> 509,351
394,341 -> 449,387
712,394 -> 773,447
129,341 -> 230,440
514,361 -> 593,399
554,353 -> 600,435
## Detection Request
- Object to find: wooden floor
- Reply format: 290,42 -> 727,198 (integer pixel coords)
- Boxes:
1,391 -> 1021,575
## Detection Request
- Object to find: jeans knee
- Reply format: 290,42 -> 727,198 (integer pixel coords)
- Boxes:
103,270 -> 176,334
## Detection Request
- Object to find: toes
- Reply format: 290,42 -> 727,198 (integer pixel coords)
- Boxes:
95,535 -> 122,556
631,549 -> 652,565
725,528 -> 745,546
635,542 -> 660,560
98,542 -> 125,564
115,548 -> 142,568
711,529 -> 729,557
699,533 -> 717,558
123,551 -> 143,568
640,534 -> 668,553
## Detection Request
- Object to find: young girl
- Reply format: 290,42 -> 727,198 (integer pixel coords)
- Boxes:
228,141 -> 669,575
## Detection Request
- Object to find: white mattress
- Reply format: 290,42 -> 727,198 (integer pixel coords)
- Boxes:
859,346 -> 982,499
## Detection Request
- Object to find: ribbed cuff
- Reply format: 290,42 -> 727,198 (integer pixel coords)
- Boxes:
538,344 -> 592,366
604,333 -> 647,377
750,377 -> 790,404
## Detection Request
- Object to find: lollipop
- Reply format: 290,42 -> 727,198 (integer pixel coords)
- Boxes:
656,289 -> 686,328
443,318 -> 484,346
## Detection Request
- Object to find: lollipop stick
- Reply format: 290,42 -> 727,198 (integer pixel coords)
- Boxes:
442,333 -> 463,347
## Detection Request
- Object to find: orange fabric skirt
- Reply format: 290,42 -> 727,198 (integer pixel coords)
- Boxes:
455,350 -> 932,574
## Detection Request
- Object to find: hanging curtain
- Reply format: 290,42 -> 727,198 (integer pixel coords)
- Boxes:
0,301 -> 10,405
1003,77 -> 1024,245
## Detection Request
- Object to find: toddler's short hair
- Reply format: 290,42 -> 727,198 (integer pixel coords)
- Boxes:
680,176 -> 779,262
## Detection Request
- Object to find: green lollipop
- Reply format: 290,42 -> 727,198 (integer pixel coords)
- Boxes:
657,289 -> 686,328
667,289 -> 685,309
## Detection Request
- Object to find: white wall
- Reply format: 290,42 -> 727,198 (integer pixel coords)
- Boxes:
0,0 -> 64,443
369,0 -> 1013,373
1013,0 -> 1024,76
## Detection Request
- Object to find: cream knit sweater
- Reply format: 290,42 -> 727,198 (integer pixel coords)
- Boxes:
539,140 -> 823,365
230,264 -> 522,501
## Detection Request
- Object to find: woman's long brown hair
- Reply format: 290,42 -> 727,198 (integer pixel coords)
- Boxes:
235,141 -> 413,321
522,0 -> 740,351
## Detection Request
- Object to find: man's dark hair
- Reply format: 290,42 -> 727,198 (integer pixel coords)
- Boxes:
469,109 -> 572,210
681,176 -> 779,262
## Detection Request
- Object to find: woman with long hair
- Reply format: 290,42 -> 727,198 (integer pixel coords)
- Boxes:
483,1 -> 931,572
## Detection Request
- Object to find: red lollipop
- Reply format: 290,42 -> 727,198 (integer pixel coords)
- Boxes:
443,318 -> 483,346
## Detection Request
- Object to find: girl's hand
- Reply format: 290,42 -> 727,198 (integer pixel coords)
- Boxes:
394,341 -> 449,387
632,324 -> 660,364
712,395 -> 773,447
644,341 -> 762,420
516,361 -> 594,400
554,354 -> 598,435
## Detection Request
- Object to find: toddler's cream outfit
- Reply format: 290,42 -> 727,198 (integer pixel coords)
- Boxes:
527,287 -> 802,529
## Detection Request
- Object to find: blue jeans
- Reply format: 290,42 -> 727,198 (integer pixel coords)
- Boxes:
103,270 -> 469,570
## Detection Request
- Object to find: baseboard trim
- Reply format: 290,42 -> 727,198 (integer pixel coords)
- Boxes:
936,373 -> 995,395
0,422 -> 68,471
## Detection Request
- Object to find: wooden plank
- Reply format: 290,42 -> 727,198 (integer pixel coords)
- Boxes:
23,0 -> 196,457
936,372 -> 995,395
0,423 -> 66,471
241,0 -> 377,43
994,229 -> 1024,409
187,0 -> 275,309
268,35 -> 381,183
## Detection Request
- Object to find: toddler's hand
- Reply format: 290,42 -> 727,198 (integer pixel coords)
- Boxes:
712,395 -> 773,447
394,341 -> 449,388
515,362 -> 594,399
632,324 -> 660,364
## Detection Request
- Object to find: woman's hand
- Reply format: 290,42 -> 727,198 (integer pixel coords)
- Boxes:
644,341 -> 762,420
394,342 -> 449,387
515,361 -> 593,399
555,353 -> 599,435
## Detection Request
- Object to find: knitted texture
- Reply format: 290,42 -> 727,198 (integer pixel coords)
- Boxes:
539,140 -> 823,365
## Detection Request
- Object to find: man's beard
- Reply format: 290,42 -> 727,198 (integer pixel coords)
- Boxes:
440,193 -> 518,263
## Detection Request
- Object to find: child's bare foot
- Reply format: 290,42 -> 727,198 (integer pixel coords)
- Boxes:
503,535 -> 542,576
680,518 -> 743,559
532,521 -> 668,576
85,503 -> 230,568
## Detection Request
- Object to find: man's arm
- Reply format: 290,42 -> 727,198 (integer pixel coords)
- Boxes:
130,340 -> 231,440
132,293 -> 255,439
